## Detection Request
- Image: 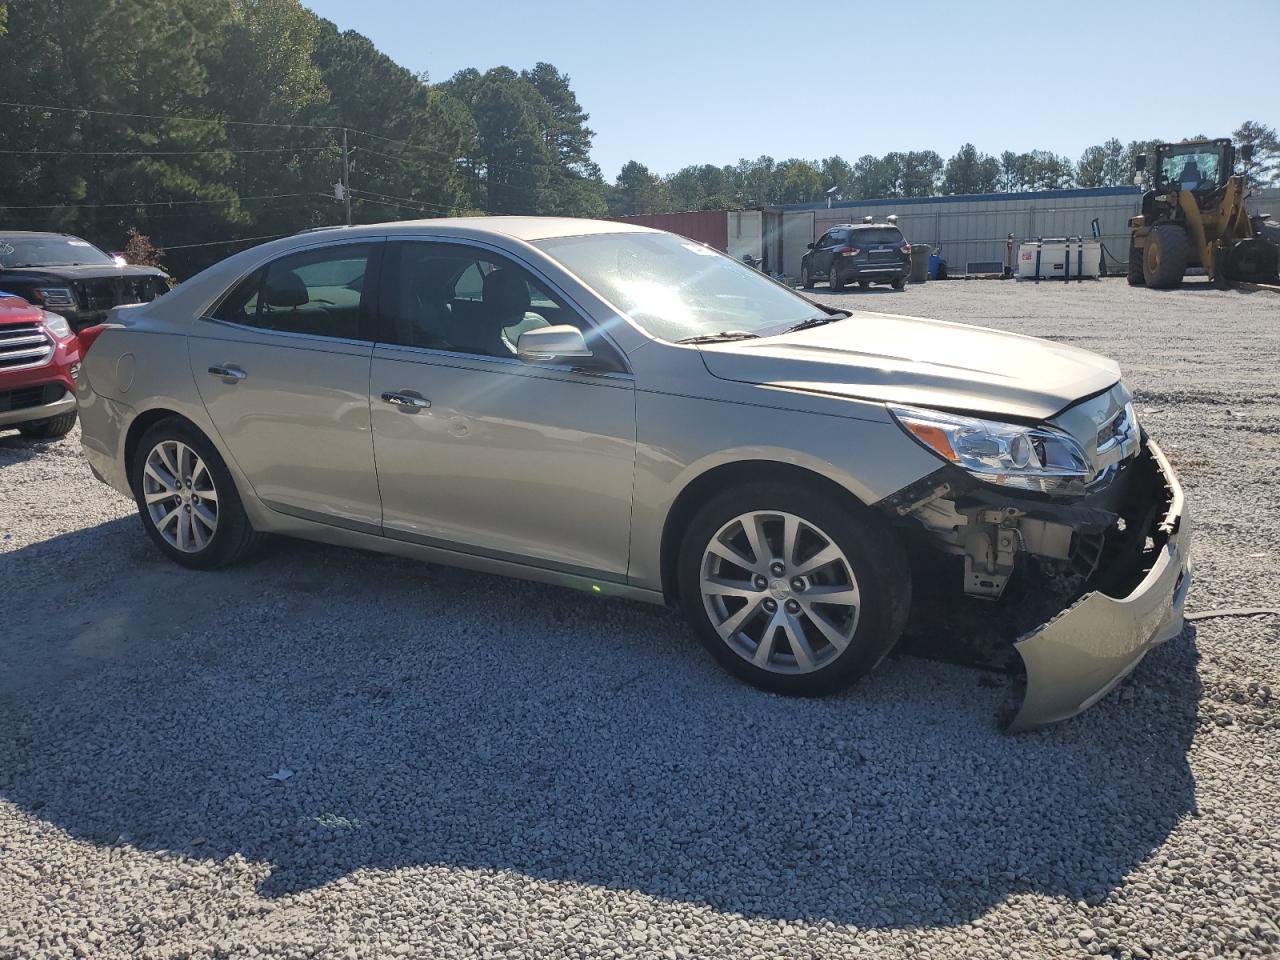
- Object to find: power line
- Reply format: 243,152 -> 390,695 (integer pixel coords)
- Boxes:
156,232 -> 290,251
348,187 -> 456,212
351,195 -> 455,217
0,192 -> 318,211
0,146 -> 334,157
0,99 -> 342,132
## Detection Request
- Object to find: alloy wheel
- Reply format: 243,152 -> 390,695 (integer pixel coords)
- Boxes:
700,510 -> 861,674
142,439 -> 219,552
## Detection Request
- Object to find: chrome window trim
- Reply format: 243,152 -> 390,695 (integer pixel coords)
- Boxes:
195,315 -> 375,352
373,339 -> 635,385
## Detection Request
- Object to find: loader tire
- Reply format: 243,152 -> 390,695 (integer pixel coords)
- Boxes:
1143,224 -> 1190,289
1126,236 -> 1145,286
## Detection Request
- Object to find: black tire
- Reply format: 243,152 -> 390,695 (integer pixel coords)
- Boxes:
891,276 -> 906,290
130,417 -> 264,570
858,280 -> 871,290
936,261 -> 948,280
800,262 -> 814,289
17,410 -> 77,440
1143,224 -> 1191,289
1127,235 -> 1145,286
677,480 -> 911,697
829,265 -> 844,292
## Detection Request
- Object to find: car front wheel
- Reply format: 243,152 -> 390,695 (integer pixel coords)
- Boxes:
131,418 -> 262,569
801,262 -> 814,289
677,481 -> 910,696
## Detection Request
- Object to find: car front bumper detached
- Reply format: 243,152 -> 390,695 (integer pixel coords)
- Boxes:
1007,439 -> 1191,731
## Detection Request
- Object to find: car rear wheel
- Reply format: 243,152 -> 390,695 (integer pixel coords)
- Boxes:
131,418 -> 263,569
677,481 -> 910,696
17,410 -> 77,440
891,276 -> 906,290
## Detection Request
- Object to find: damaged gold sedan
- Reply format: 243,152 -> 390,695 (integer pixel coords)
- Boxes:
79,219 -> 1189,732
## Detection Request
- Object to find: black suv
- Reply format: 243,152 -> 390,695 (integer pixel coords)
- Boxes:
800,223 -> 910,291
0,232 -> 170,332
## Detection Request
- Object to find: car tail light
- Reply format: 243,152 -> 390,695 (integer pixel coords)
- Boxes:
76,324 -> 109,354
901,243 -> 912,254
837,246 -> 861,257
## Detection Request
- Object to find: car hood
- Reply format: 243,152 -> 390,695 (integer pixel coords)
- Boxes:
697,311 -> 1121,421
0,295 -> 43,326
0,264 -> 169,282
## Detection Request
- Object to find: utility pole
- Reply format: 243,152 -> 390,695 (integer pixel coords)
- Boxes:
341,128 -> 352,226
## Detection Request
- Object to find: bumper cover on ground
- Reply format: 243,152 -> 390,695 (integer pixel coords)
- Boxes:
1007,438 -> 1191,731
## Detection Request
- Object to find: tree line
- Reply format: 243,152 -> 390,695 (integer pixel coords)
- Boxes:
0,0 -> 604,276
0,1 -> 1276,277
607,123 -> 1280,217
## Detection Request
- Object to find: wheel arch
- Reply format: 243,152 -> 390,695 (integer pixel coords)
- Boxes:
658,458 -> 873,605
124,408 -> 208,483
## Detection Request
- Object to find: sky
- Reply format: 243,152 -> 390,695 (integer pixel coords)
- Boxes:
302,0 -> 1279,181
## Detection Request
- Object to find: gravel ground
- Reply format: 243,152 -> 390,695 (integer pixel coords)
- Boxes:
2,277 -> 1278,960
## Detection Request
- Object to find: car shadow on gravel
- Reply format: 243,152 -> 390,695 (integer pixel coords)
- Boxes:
0,526 -> 1201,928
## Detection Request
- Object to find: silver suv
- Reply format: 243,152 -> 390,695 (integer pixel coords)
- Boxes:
76,217 -> 1190,730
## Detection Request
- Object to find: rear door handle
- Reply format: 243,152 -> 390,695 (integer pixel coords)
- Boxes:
381,391 -> 430,410
208,364 -> 247,383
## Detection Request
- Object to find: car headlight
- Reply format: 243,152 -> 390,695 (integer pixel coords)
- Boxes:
41,311 -> 73,340
33,286 -> 76,309
890,404 -> 1093,495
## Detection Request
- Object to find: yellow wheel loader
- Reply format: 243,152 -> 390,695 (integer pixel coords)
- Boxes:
1127,138 -> 1278,289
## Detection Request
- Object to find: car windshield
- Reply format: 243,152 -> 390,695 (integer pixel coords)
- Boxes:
1157,144 -> 1225,192
534,232 -> 822,342
0,236 -> 116,268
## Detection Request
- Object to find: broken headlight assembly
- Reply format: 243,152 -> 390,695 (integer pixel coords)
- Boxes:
890,405 -> 1094,496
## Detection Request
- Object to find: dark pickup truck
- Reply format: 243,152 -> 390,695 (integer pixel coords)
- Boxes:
0,232 -> 170,332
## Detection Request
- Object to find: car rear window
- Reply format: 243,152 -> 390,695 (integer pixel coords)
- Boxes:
851,228 -> 904,245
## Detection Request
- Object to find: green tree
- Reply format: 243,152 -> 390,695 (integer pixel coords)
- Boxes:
775,158 -> 822,203
852,154 -> 896,198
1076,145 -> 1107,187
944,143 -> 999,195
608,160 -> 667,215
1100,138 -> 1127,186
1234,120 -> 1280,188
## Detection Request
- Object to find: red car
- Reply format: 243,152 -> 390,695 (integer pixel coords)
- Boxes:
0,292 -> 82,440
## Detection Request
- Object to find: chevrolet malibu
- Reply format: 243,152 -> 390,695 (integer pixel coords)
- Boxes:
76,218 -> 1191,730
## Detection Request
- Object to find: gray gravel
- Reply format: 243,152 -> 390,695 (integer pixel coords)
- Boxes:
2,277 -> 1278,960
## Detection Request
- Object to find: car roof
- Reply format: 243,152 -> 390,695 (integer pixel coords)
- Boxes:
832,223 -> 901,230
295,216 -> 659,244
0,231 -> 82,239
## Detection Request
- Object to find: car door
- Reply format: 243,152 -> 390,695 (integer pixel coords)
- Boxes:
188,239 -> 385,530
812,230 -> 837,277
368,239 -> 636,582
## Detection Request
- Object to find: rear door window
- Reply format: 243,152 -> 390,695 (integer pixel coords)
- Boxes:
211,243 -> 379,341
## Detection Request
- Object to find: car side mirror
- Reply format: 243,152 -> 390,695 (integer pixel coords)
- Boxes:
516,324 -> 593,362
806,242 -> 815,250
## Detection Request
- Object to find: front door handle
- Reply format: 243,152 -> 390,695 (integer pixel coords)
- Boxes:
208,364 -> 247,383
381,391 -> 430,410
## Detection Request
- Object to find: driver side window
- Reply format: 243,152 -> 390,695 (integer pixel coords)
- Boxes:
378,241 -> 583,358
